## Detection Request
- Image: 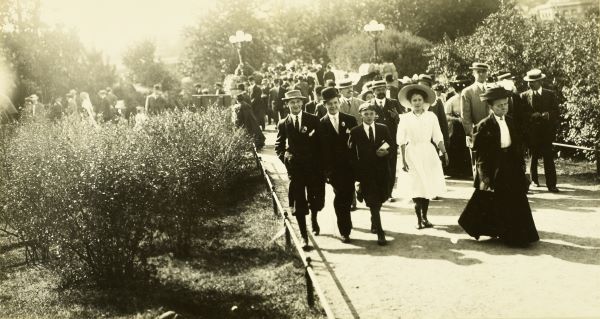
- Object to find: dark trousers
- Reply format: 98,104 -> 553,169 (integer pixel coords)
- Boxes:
331,174 -> 354,237
388,148 -> 398,197
530,143 -> 556,188
369,204 -> 384,235
288,170 -> 325,215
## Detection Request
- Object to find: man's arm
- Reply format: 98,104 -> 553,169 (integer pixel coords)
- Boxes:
460,89 -> 473,136
274,121 -> 287,163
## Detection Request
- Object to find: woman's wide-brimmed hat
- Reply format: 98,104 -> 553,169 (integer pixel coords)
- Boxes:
398,84 -> 436,109
523,69 -> 546,82
479,85 -> 511,101
450,74 -> 471,90
282,90 -> 306,101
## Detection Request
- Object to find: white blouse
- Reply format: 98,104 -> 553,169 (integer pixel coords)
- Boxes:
398,111 -> 444,146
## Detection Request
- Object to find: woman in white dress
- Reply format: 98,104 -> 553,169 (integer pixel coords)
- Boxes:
398,84 -> 448,229
79,92 -> 97,125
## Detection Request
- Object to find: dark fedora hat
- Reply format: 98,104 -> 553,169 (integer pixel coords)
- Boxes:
479,85 -> 511,101
321,87 -> 340,102
469,62 -> 490,71
523,69 -> 546,82
282,90 -> 306,101
417,74 -> 434,84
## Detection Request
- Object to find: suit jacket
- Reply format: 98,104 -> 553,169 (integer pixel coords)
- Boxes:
323,70 -> 335,83
145,94 -> 166,115
370,98 -> 405,146
460,83 -> 489,136
429,98 -> 449,146
520,88 -> 559,145
303,100 -> 327,119
472,114 -> 526,192
275,112 -> 321,174
340,96 -> 365,124
316,69 -> 325,86
269,86 -> 286,112
349,123 -> 393,205
319,112 -> 357,179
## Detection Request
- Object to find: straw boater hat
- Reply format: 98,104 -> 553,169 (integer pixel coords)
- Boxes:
523,69 -> 546,82
494,70 -> 515,81
479,85 -> 511,102
370,80 -> 387,90
337,80 -> 353,89
358,103 -> 377,113
469,62 -> 490,71
282,90 -> 306,101
398,83 -> 436,109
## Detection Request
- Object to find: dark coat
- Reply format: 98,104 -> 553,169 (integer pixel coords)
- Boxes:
275,112 -> 321,173
323,70 -> 335,84
429,98 -> 449,147
349,123 -> 393,206
369,98 -> 404,146
520,88 -> 559,146
319,112 -> 357,180
507,91 -> 532,137
303,100 -> 327,119
249,84 -> 265,119
234,100 -> 265,149
269,86 -> 286,113
472,114 -> 526,193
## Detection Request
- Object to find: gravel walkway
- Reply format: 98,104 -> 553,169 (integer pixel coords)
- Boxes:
259,125 -> 600,319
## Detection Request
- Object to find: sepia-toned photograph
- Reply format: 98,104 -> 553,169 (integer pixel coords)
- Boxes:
0,0 -> 599,318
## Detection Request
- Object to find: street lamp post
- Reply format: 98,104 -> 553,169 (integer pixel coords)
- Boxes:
363,20 -> 385,63
229,30 -> 252,65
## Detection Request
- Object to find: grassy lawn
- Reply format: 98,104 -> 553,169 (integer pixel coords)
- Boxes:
0,172 -> 326,319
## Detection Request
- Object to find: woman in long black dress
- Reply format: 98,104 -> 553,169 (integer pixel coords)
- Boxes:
458,86 -> 539,247
444,75 -> 472,177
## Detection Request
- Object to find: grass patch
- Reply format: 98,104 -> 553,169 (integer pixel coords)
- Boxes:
0,171 -> 326,319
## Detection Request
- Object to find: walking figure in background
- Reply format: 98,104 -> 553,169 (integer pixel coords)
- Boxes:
459,86 -> 539,246
398,84 -> 448,229
275,90 -> 324,250
445,75 -> 473,178
520,69 -> 560,193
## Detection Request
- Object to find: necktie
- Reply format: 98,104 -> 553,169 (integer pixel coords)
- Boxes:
332,116 -> 339,134
294,116 -> 299,131
368,125 -> 374,144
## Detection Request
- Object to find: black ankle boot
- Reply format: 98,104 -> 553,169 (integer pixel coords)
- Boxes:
422,199 -> 433,228
414,198 -> 424,229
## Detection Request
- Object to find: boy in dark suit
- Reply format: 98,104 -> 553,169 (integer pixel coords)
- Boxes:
318,87 -> 358,243
275,90 -> 324,250
368,80 -> 405,200
349,104 -> 394,245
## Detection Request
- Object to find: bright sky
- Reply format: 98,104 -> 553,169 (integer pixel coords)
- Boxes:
40,0 -> 218,64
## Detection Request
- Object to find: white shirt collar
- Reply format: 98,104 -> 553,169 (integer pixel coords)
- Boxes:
329,112 -> 339,120
375,98 -> 385,106
363,122 -> 375,139
477,82 -> 486,91
536,87 -> 543,95
493,113 -> 505,121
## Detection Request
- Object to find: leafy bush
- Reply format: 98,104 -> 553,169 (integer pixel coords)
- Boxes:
328,29 -> 432,75
427,5 -> 600,158
0,106 -> 253,287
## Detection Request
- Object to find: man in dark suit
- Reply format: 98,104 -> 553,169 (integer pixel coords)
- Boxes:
303,85 -> 327,118
275,90 -> 324,250
323,64 -> 336,84
368,80 -> 405,200
349,104 -> 394,245
269,78 -> 287,122
145,84 -> 167,115
248,76 -> 265,130
319,87 -> 358,243
520,69 -> 560,192
385,73 -> 399,102
418,74 -> 449,148
315,64 -> 325,86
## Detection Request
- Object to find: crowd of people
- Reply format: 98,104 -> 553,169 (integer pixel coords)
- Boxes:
266,61 -> 559,250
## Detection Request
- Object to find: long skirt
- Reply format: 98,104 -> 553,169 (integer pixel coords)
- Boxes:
446,118 -> 472,177
459,153 -> 539,246
403,141 -> 446,199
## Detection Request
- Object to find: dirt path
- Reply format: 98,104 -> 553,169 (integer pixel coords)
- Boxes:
259,125 -> 600,319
